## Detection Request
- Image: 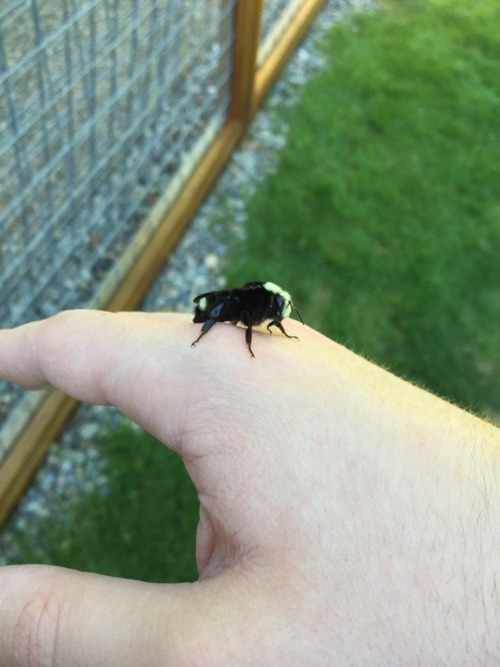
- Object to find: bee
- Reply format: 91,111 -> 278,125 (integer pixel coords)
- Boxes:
191,281 -> 303,358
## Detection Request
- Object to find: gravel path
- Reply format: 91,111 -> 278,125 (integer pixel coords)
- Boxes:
0,0 -> 373,562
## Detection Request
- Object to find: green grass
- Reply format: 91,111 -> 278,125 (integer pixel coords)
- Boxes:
227,0 -> 500,416
4,0 -> 499,579
7,424 -> 199,583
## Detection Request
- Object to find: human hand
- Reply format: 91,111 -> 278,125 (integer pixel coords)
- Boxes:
0,310 -> 498,666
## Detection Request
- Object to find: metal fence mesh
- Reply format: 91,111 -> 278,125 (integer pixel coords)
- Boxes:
0,0 -> 235,329
0,0 -> 307,461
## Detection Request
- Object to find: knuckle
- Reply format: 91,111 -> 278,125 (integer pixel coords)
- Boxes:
12,578 -> 62,667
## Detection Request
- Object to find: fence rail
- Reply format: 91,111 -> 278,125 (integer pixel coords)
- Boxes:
0,0 -> 325,525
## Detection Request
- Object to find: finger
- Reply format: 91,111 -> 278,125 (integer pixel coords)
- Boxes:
0,310 -> 338,568
0,311 -> 196,448
0,564 -> 281,667
0,310 -> 309,450
0,565 -> 189,667
0,310 -> 186,394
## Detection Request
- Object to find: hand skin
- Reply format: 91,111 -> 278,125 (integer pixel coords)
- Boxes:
0,311 -> 498,666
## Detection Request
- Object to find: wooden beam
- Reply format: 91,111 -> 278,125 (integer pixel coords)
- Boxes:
107,120 -> 243,311
229,0 -> 264,125
0,391 -> 79,526
253,0 -> 325,114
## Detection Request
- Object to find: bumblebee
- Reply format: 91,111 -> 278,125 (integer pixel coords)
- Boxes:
191,281 -> 303,358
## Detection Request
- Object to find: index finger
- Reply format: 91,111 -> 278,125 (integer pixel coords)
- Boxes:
0,311 -> 195,448
0,309 -> 312,453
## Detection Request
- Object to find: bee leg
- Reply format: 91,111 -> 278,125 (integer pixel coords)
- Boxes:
268,320 -> 299,340
245,326 -> 255,359
191,319 -> 216,347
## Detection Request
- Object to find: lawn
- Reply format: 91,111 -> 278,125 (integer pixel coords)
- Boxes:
4,0 -> 499,578
227,0 -> 500,417
5,424 -> 200,582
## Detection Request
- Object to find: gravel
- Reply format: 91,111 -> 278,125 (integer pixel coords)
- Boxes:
0,0 -> 373,563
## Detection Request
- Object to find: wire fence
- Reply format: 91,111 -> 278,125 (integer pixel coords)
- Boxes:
0,0 -> 314,463
0,0 -> 236,328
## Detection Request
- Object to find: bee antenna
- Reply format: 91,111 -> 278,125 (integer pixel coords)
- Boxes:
291,303 -> 304,324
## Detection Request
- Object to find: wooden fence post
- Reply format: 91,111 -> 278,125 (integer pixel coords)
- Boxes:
229,0 -> 264,125
254,0 -> 325,111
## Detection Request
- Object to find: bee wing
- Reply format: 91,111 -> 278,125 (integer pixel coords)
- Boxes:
193,291 -> 243,324
193,289 -> 231,304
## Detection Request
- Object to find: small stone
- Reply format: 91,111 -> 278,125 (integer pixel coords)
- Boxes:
79,422 -> 100,441
204,253 -> 219,271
